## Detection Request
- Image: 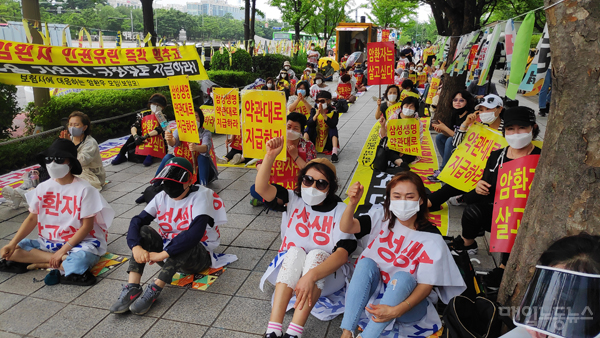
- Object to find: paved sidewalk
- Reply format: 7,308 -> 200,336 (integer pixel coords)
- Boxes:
0,79 -> 543,337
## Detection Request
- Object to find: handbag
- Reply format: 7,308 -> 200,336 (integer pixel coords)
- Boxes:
442,295 -> 502,338
371,137 -> 388,172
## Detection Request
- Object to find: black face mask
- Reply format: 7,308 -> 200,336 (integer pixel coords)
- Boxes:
163,180 -> 186,199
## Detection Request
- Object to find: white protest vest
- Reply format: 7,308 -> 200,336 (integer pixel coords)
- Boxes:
356,207 -> 466,336
144,186 -> 236,268
26,177 -> 114,256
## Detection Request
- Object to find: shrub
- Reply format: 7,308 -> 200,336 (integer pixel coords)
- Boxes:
291,65 -> 305,77
0,84 -> 20,139
530,34 -> 542,48
207,70 -> 256,88
211,48 -> 231,71
0,134 -> 55,173
252,54 -> 291,79
230,49 -> 252,72
292,51 -> 308,67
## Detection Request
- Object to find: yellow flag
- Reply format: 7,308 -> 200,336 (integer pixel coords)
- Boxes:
78,27 -> 84,47
143,32 -> 152,47
136,33 -> 142,47
22,19 -> 33,43
61,25 -> 69,46
44,22 -> 50,45
99,31 -> 104,48
116,31 -> 122,48
83,28 -> 92,47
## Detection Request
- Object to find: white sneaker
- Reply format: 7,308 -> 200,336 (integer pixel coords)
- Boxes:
216,157 -> 228,164
245,158 -> 260,167
230,153 -> 243,165
448,195 -> 466,206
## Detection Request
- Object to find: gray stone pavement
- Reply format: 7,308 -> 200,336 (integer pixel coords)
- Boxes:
0,78 -> 546,337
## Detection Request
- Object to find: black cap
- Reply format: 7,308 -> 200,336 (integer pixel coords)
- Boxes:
36,138 -> 82,175
503,106 -> 536,129
148,93 -> 167,107
316,90 -> 332,100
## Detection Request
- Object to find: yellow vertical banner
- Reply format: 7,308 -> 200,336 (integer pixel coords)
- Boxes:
214,88 -> 241,135
386,118 -> 422,156
425,77 -> 441,104
167,75 -> 200,143
78,28 -> 84,47
136,34 -> 142,47
61,25 -> 69,47
98,31 -> 104,49
242,90 -> 287,161
22,19 -> 33,43
44,22 -> 50,45
116,31 -> 122,48
143,32 -> 152,47
438,123 -> 508,192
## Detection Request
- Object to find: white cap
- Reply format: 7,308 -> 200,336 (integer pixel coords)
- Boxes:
475,94 -> 503,110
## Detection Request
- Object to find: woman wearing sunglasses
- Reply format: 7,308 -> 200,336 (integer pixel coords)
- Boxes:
0,139 -> 114,286
304,90 -> 341,162
256,137 -> 357,338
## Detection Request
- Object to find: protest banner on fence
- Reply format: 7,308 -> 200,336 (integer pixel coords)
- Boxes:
425,77 -> 440,104
0,39 -> 208,89
199,105 -> 215,133
168,76 -> 199,143
438,123 -> 507,192
490,155 -> 540,253
386,118 -> 421,156
214,88 -> 240,135
366,41 -> 395,86
242,90 -> 286,161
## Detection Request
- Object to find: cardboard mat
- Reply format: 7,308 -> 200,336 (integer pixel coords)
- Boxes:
170,266 -> 227,290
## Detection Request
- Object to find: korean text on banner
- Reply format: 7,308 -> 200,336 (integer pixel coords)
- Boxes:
425,77 -> 440,104
199,105 -> 215,133
168,76 -> 200,143
242,90 -> 286,162
386,118 -> 421,156
366,41 -> 395,86
0,39 -> 209,89
214,88 -> 241,135
438,123 -> 507,192
294,100 -> 311,120
490,155 -> 539,253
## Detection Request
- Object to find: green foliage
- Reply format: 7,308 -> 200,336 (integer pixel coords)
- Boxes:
307,0 -> 350,48
530,34 -> 542,48
0,0 -> 21,19
400,17 -> 438,46
292,51 -> 308,67
366,0 -> 418,29
211,48 -> 232,71
252,54 -> 291,78
207,70 -> 256,87
484,0 -> 546,32
0,135 -> 56,173
268,0 -> 316,43
231,49 -> 253,72
0,84 -> 20,139
291,65 -> 305,76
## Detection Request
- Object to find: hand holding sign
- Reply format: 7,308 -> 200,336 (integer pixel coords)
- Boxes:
475,180 -> 491,195
348,182 -> 364,206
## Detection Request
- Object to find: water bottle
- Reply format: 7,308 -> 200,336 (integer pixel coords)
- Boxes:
155,111 -> 168,129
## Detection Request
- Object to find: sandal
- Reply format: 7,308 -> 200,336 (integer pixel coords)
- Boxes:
0,259 -> 30,274
60,269 -> 97,286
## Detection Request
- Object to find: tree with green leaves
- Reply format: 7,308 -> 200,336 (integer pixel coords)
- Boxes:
0,0 -> 21,20
365,0 -> 418,29
63,0 -> 107,10
268,0 -> 316,53
307,0 -> 350,55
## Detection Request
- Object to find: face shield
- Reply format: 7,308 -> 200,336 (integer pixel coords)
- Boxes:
513,266 -> 600,338
151,164 -> 192,184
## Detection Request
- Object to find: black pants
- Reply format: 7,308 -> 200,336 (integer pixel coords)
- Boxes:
118,135 -> 145,163
127,225 -> 211,283
225,148 -> 252,163
461,202 -> 509,265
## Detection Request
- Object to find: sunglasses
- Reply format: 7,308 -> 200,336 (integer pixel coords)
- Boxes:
316,99 -> 327,104
44,156 -> 66,164
302,175 -> 329,191
453,98 -> 466,103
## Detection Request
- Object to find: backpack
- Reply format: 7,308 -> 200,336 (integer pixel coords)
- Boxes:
443,236 -> 483,301
442,295 -> 503,338
335,98 -> 349,113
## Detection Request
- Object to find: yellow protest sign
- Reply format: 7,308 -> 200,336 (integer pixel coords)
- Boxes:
385,102 -> 402,120
213,88 -> 240,135
0,39 -> 208,89
357,122 -> 381,166
400,89 -> 419,102
315,111 -> 335,153
168,76 -> 199,143
242,90 -> 286,161
199,105 -> 215,133
425,77 -> 440,104
386,118 -> 421,156
292,100 -> 311,119
438,123 -> 508,192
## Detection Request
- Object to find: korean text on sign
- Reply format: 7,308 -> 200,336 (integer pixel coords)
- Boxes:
438,123 -> 507,192
490,155 -> 539,253
366,41 -> 395,86
386,118 -> 421,156
214,88 -> 241,135
241,90 -> 286,162
0,39 -> 208,89
199,105 -> 216,133
168,75 -> 200,143
425,77 -> 440,104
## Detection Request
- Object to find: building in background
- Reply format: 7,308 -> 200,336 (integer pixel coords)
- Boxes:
186,0 -> 244,20
106,0 -> 141,9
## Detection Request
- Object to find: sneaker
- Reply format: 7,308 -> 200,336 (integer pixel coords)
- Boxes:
427,170 -> 441,183
265,333 -> 281,338
450,236 -> 478,255
448,195 -> 466,206
142,155 -> 154,167
331,153 -> 339,163
245,158 -> 260,167
282,334 -> 298,338
111,154 -> 127,165
129,284 -> 162,315
250,198 -> 264,207
60,269 -> 97,286
109,283 -> 143,314
216,157 -> 228,164
483,267 -> 505,290
0,260 -> 29,274
230,153 -> 243,165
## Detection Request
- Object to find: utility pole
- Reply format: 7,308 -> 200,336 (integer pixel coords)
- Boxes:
22,0 -> 50,113
130,9 -> 134,36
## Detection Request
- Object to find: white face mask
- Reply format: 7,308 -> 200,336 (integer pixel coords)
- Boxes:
68,126 -> 84,137
284,66 -> 290,70
403,108 -> 415,117
505,131 -> 533,149
387,94 -> 397,102
287,129 -> 301,140
47,161 -> 70,179
267,83 -> 273,88
316,79 -> 323,85
311,47 -> 315,50
410,67 -> 415,71
417,68 -> 423,72
479,111 -> 498,124
150,104 -> 162,113
301,187 -> 327,206
319,102 -> 328,110
281,73 -> 287,78
210,92 -> 214,98
389,198 -> 421,222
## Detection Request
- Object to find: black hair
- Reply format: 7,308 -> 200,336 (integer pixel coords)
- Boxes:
296,81 -> 310,92
195,106 -> 205,128
406,42 -> 412,46
452,89 -> 476,112
341,74 -> 351,83
314,73 -> 325,81
401,96 -> 420,112
426,40 -> 432,44
294,162 -> 339,200
384,85 -> 400,100
401,79 -> 414,90
539,233 -> 600,274
287,112 -> 307,131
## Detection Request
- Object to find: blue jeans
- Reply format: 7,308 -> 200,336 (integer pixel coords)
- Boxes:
340,258 -> 428,338
538,69 -> 552,109
435,133 -> 454,170
17,239 -> 100,276
156,153 -> 211,185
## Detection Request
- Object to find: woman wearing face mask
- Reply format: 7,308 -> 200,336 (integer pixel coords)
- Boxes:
406,62 -> 417,83
300,68 -> 314,86
111,93 -> 167,167
305,90 -> 341,162
288,81 -> 315,118
450,107 -> 541,288
204,86 -> 217,106
415,63 -> 428,89
339,173 -> 465,338
256,137 -> 357,338
309,73 -> 332,100
375,85 -> 401,120
307,43 -> 320,68
263,77 -> 276,91
282,60 -> 297,80
59,111 -> 105,190
0,139 -> 114,286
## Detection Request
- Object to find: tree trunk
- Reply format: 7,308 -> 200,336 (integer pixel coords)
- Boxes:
435,35 -> 467,126
244,0 -> 250,43
294,22 -> 301,58
22,0 -> 50,110
140,0 -> 156,46
250,0 -> 256,56
498,0 -> 600,306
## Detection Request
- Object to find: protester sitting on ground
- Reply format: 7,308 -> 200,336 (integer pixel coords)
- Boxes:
59,111 -> 106,190
158,107 -> 218,186
320,60 -> 336,82
340,53 -> 349,65
339,173 -> 465,338
416,63 -> 428,88
255,137 -> 356,338
406,62 -> 417,83
307,43 -> 320,67
309,73 -> 334,100
282,60 -> 297,80
336,74 -> 357,103
467,71 -> 499,102
399,79 -> 420,102
249,113 -> 316,207
375,85 -> 401,120
305,91 -> 341,163
300,68 -> 314,85
450,107 -> 541,288
111,93 -> 167,167
376,97 -> 421,172
394,68 -> 405,86
428,90 -> 475,181
110,157 -> 232,315
277,69 -> 292,88
1,167 -> 48,210
288,81 -> 315,117
0,139 -> 114,286
338,67 -> 357,87
263,77 -> 276,91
